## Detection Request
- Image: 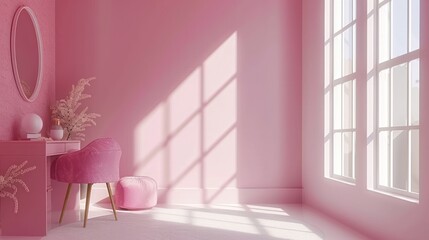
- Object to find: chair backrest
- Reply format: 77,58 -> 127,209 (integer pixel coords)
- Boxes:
52,138 -> 122,184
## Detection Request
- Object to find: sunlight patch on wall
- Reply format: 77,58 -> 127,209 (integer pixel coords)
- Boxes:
134,103 -> 166,179
133,32 -> 238,203
134,103 -> 165,160
204,128 -> 237,188
168,68 -> 201,134
203,33 -> 237,102
203,80 -> 237,151
169,115 -> 201,187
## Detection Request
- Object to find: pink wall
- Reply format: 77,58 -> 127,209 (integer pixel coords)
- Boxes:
0,0 -> 56,140
302,0 -> 429,239
56,0 -> 302,203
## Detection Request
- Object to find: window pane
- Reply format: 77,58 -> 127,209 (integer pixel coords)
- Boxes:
391,0 -> 408,58
368,77 -> 375,134
334,35 -> 342,79
334,84 -> 342,129
410,0 -> 420,51
353,80 -> 356,128
392,130 -> 408,190
353,0 -> 356,20
343,0 -> 353,27
368,0 -> 374,13
410,130 -> 419,193
325,0 -> 331,41
410,59 -> 419,125
325,91 -> 331,136
378,69 -> 390,127
353,24 -> 356,73
353,0 -> 356,21
343,27 -> 354,76
325,43 -> 331,88
392,64 -> 408,127
379,2 -> 390,63
378,131 -> 390,187
334,0 -> 342,33
343,131 -> 354,178
343,81 -> 353,129
367,15 -> 374,71
334,132 -> 342,175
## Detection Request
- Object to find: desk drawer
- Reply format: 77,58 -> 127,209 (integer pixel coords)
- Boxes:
46,141 -> 80,156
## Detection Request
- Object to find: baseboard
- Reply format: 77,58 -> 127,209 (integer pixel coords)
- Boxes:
89,184 -> 302,204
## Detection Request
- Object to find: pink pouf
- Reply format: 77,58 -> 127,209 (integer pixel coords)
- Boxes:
115,176 -> 157,210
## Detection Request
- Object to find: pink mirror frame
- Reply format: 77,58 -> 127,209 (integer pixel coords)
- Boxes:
11,6 -> 43,102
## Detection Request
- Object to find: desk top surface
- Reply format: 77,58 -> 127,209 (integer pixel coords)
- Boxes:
0,140 -> 80,156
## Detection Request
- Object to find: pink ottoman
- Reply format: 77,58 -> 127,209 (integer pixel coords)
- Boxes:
115,176 -> 157,210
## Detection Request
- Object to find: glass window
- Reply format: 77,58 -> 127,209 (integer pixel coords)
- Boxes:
370,0 -> 420,199
325,0 -> 357,183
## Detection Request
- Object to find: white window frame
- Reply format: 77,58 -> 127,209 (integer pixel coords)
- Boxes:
369,0 -> 420,199
325,0 -> 357,183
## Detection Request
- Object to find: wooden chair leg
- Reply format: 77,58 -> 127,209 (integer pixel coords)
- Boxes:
106,183 -> 118,221
83,183 -> 93,228
59,183 -> 72,224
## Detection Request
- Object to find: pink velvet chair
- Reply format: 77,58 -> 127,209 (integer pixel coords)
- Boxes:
51,138 -> 122,227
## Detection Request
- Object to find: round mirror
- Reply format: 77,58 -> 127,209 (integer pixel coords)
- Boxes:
11,6 -> 43,102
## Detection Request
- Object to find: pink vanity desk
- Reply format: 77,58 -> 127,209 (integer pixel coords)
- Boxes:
0,140 -> 81,236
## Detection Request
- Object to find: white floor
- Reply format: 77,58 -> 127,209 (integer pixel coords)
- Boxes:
1,204 -> 370,240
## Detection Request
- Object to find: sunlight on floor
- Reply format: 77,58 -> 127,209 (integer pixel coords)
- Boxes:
247,204 -> 291,216
35,203 -> 369,240
149,204 -> 323,240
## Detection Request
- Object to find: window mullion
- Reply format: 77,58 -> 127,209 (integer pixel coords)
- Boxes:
388,1 -> 391,61
406,0 -> 412,193
378,125 -> 419,131
333,19 -> 357,39
389,131 -> 393,187
341,132 -> 345,176
388,60 -> 392,188
330,0 -> 335,178
378,50 -> 419,71
407,0 -> 410,53
374,0 -> 380,190
408,130 -> 412,192
352,131 -> 355,178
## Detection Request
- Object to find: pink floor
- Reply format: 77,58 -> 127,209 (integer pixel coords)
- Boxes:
1,203 -> 369,240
